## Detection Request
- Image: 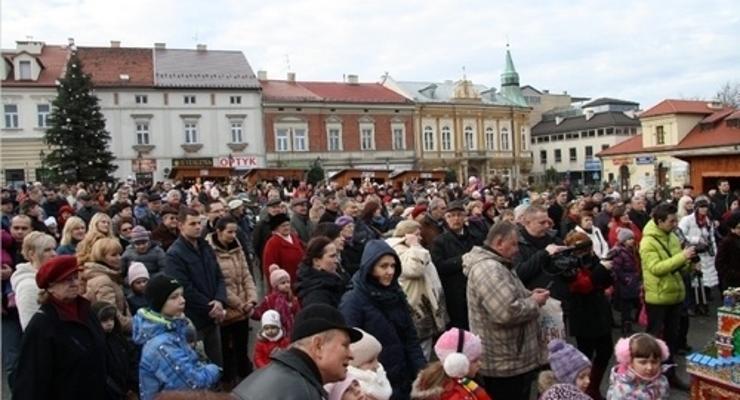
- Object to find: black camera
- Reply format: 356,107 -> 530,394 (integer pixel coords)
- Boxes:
674,228 -> 713,263
547,241 -> 593,278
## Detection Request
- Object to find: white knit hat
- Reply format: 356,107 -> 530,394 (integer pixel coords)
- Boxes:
261,309 -> 282,328
126,262 -> 150,285
349,329 -> 383,368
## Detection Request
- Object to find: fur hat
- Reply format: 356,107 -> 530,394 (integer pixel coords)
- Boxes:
127,262 -> 150,285
269,213 -> 290,231
434,328 -> 483,378
269,264 -> 290,288
617,227 -> 634,244
349,329 -> 382,368
548,339 -> 591,385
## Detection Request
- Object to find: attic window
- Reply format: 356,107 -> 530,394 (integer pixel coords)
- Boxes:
19,61 -> 31,80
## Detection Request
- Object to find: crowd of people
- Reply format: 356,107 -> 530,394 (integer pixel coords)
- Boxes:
1,175 -> 739,400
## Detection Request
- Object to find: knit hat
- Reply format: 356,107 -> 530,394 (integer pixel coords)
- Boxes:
261,309 -> 282,328
349,329 -> 382,368
548,339 -> 591,385
269,213 -> 291,231
269,264 -> 290,288
127,262 -> 150,285
541,383 -> 593,400
410,204 -> 427,219
326,377 -> 359,400
145,274 -> 182,313
228,199 -> 243,210
617,227 -> 634,244
130,225 -> 150,243
36,255 -> 80,289
434,328 -> 483,378
335,215 -> 354,228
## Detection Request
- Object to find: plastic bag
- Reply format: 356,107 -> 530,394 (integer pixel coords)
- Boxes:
539,298 -> 566,362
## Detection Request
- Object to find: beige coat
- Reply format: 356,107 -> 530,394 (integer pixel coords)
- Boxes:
81,261 -> 132,332
207,233 -> 258,324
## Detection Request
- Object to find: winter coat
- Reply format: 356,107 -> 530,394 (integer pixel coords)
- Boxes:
206,233 -> 258,324
132,309 -> 220,400
262,233 -> 305,285
541,383 -> 592,400
232,348 -> 327,400
151,224 -> 178,251
354,218 -> 382,246
342,240 -> 363,277
559,214 -> 578,239
420,214 -> 445,249
716,231 -> 740,289
606,366 -> 669,400
612,244 -> 641,300
251,291 -> 301,338
295,262 -> 347,308
608,221 -> 642,249
462,245 -> 542,377
548,203 -> 565,237
253,215 -> 275,261
467,216 -> 490,246
1,229 -> 15,317
711,191 -> 736,221
430,228 -> 476,329
628,209 -> 650,231
639,220 -> 691,306
678,213 -> 718,287
339,240 -> 426,400
13,298 -> 108,400
513,227 -> 569,301
164,236 -> 228,330
575,225 -> 610,260
81,261 -> 132,333
121,241 -> 167,277
291,213 -> 315,244
567,254 -> 614,338
10,262 -> 41,330
56,239 -> 79,255
411,374 -> 492,400
387,237 -> 448,340
127,292 -> 148,315
102,330 -> 139,399
253,335 -> 290,368
319,208 -> 339,224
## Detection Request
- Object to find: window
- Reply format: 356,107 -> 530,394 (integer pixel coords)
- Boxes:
275,123 -> 309,152
184,95 -> 196,104
392,123 -> 405,150
184,122 -> 198,143
37,104 -> 51,128
555,149 -> 562,163
540,150 -> 547,164
588,130 -> 595,137
230,121 -> 243,143
597,129 -> 604,136
136,122 -> 150,145
569,147 -> 577,162
276,128 -> 289,151
4,104 -> 18,128
606,128 -> 614,135
615,128 -> 622,135
293,127 -> 307,151
441,126 -> 452,151
328,126 -> 341,151
631,127 -> 637,135
485,127 -> 495,150
585,146 -> 593,159
463,126 -> 475,150
656,125 -> 665,145
230,96 -> 242,105
19,61 -> 31,80
135,95 -> 148,104
500,128 -> 510,151
360,124 -> 375,150
423,126 -> 435,151
601,144 -> 610,151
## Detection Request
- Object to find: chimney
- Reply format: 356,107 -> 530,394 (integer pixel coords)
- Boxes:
67,37 -> 76,50
257,70 -> 267,80
154,42 -> 166,50
287,72 -> 296,82
585,109 -> 594,120
196,44 -> 207,52
110,40 -> 121,48
347,74 -> 359,85
563,90 -> 568,95
555,116 -> 564,125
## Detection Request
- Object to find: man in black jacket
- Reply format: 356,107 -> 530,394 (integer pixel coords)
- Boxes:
232,304 -> 361,400
712,179 -> 736,221
627,196 -> 650,230
318,192 -> 340,224
253,198 -> 284,260
430,201 -> 476,329
165,208 -> 227,367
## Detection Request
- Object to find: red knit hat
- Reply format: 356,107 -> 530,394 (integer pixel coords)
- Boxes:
410,204 -> 428,219
36,255 -> 79,289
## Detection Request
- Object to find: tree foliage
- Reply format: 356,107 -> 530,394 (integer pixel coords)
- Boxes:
306,158 -> 325,186
43,53 -> 117,184
714,81 -> 740,108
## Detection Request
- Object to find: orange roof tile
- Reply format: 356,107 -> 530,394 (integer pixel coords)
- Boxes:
640,99 -> 719,119
76,47 -> 153,87
1,45 -> 69,87
596,135 -> 647,156
676,112 -> 740,150
262,80 -> 411,104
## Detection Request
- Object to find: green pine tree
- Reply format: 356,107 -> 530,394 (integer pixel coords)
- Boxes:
306,158 -> 325,186
43,52 -> 117,184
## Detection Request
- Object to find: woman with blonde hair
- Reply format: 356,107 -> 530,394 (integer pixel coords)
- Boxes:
56,216 -> 86,255
10,232 -> 57,330
81,237 -> 132,332
76,212 -> 113,264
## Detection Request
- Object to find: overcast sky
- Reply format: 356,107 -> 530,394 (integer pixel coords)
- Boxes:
4,0 -> 739,108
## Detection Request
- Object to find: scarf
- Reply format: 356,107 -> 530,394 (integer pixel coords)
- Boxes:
50,295 -> 83,322
694,212 -> 709,228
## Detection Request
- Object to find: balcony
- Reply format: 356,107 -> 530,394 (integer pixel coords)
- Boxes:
132,144 -> 155,154
180,143 -> 203,153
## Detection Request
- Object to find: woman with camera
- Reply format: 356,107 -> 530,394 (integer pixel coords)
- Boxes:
561,231 -> 614,400
678,198 -> 717,314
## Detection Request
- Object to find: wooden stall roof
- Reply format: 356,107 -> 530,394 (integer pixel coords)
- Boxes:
168,166 -> 233,181
243,168 -> 306,185
389,170 -> 446,181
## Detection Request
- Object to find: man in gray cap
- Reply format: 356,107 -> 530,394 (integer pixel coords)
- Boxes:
290,197 -> 314,244
232,304 -> 362,399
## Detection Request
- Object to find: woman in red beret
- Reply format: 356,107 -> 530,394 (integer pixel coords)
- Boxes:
13,254 -> 109,400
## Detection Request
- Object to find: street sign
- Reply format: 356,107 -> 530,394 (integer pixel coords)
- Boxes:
635,155 -> 655,165
584,159 -> 602,171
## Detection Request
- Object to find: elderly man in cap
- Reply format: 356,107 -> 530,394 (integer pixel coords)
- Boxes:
232,303 -> 361,400
290,197 -> 314,244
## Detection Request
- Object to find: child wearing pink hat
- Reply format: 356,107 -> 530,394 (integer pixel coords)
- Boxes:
411,328 -> 491,400
251,264 -> 301,337
537,339 -> 592,400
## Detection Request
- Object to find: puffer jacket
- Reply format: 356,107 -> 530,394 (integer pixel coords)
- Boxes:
132,309 -> 220,400
678,213 -> 718,287
10,263 -> 40,330
206,233 -> 258,324
462,245 -> 541,378
82,261 -> 132,332
606,366 -> 669,400
121,241 -> 167,277
612,243 -> 641,300
295,262 -> 346,308
339,240 -> 426,400
639,220 -> 691,305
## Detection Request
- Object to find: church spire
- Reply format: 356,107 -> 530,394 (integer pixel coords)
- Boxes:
500,44 -> 527,107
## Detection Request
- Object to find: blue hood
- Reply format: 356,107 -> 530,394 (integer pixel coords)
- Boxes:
132,308 -> 191,346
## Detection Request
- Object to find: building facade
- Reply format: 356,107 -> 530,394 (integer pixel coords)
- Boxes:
531,98 -> 641,187
383,48 -> 533,187
261,73 -> 416,174
521,85 -> 581,127
1,41 -> 69,187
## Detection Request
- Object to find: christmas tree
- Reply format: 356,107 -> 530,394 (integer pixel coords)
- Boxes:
43,52 -> 117,184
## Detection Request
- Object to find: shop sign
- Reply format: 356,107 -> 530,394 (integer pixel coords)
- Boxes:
584,159 -> 602,171
635,155 -> 656,165
215,155 -> 262,170
612,157 -> 633,166
172,158 -> 213,167
131,159 -> 157,173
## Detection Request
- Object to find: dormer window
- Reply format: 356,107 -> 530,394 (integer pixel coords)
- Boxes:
19,61 -> 31,80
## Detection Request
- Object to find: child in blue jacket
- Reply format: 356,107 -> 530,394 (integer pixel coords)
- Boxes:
132,274 -> 220,400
